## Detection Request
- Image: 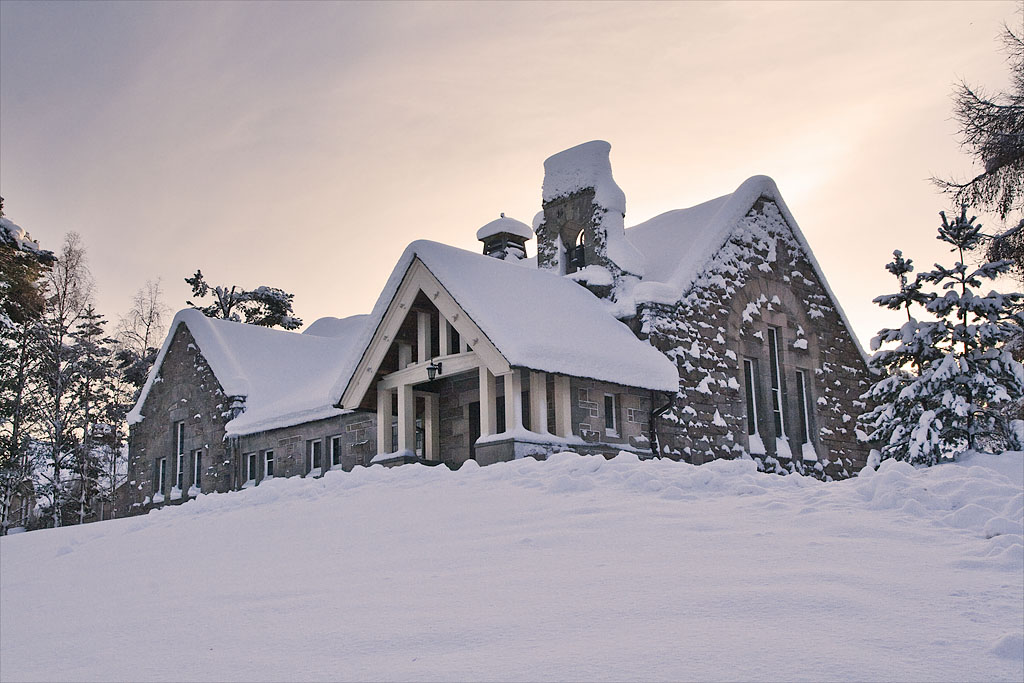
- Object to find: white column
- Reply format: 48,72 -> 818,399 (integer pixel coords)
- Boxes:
504,370 -> 523,433
440,315 -> 451,357
479,366 -> 496,438
417,311 -> 430,363
530,371 -> 548,434
424,393 -> 440,461
554,374 -> 573,438
397,383 -> 415,453
398,343 -> 412,370
376,385 -> 393,454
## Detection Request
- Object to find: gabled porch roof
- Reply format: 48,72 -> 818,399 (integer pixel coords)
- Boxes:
332,240 -> 678,409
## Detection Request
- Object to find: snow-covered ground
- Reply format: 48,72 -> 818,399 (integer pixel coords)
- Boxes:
2,452 -> 1022,682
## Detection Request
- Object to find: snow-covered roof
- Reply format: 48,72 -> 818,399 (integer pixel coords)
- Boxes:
624,175 -> 867,359
128,309 -> 367,436
303,314 -> 369,339
476,215 -> 532,241
331,240 -> 680,404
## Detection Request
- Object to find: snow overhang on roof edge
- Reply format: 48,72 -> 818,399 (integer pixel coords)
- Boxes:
629,175 -> 870,367
126,309 -> 251,425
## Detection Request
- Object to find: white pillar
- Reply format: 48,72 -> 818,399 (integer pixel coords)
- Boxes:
397,383 -> 415,453
479,366 -> 496,437
554,374 -> 573,438
440,316 -> 451,357
417,311 -> 430,363
504,370 -> 523,433
424,393 -> 440,461
530,371 -> 548,434
377,385 -> 393,454
398,343 -> 412,370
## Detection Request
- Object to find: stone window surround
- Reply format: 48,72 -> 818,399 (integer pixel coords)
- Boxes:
730,278 -> 820,459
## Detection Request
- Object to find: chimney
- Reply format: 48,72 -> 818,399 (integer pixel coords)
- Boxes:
534,141 -> 644,283
476,213 -> 532,261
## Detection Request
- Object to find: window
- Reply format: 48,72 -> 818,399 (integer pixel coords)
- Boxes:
743,360 -> 760,437
175,421 -> 185,458
330,436 -> 343,467
245,452 -> 257,483
264,450 -> 275,478
795,370 -> 811,445
307,439 -> 322,474
450,326 -> 461,355
193,450 -> 203,490
604,394 -> 618,435
767,328 -> 786,437
176,452 -> 185,490
568,231 -> 586,272
155,458 -> 167,493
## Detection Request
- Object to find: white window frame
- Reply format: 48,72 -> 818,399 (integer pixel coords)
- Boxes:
245,452 -> 257,483
330,435 -> 343,467
604,393 -> 619,436
767,327 -> 786,439
743,359 -> 761,438
307,439 -> 323,475
156,457 -> 167,493
176,452 -> 185,490
795,370 -> 812,445
193,450 -> 203,491
264,450 -> 274,478
175,421 -> 185,458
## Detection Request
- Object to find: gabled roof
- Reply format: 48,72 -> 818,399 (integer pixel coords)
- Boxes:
624,175 -> 867,359
127,309 -> 366,436
330,240 -> 680,406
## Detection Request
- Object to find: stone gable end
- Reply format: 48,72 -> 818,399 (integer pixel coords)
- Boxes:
641,198 -> 871,480
127,324 -> 234,508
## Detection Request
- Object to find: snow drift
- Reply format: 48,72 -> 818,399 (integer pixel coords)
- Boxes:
1,452 -> 1021,682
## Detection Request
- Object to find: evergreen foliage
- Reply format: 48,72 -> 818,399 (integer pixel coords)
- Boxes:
185,269 -> 302,330
861,208 -> 1024,464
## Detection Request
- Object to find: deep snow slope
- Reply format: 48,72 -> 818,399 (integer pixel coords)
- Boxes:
2,452 -> 1022,682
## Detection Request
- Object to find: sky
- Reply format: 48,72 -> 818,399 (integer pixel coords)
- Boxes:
1,0 -> 1020,349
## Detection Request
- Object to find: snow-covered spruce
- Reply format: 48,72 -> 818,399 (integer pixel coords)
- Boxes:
861,208 -> 1024,464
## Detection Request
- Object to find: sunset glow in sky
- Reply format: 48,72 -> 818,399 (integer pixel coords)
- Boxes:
1,1 -> 1020,347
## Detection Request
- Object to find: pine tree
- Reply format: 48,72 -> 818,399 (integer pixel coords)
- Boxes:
68,306 -> 118,524
185,270 -> 302,330
0,200 -> 55,533
861,208 -> 1024,464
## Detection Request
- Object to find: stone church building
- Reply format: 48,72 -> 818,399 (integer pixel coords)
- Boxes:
124,140 -> 870,513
